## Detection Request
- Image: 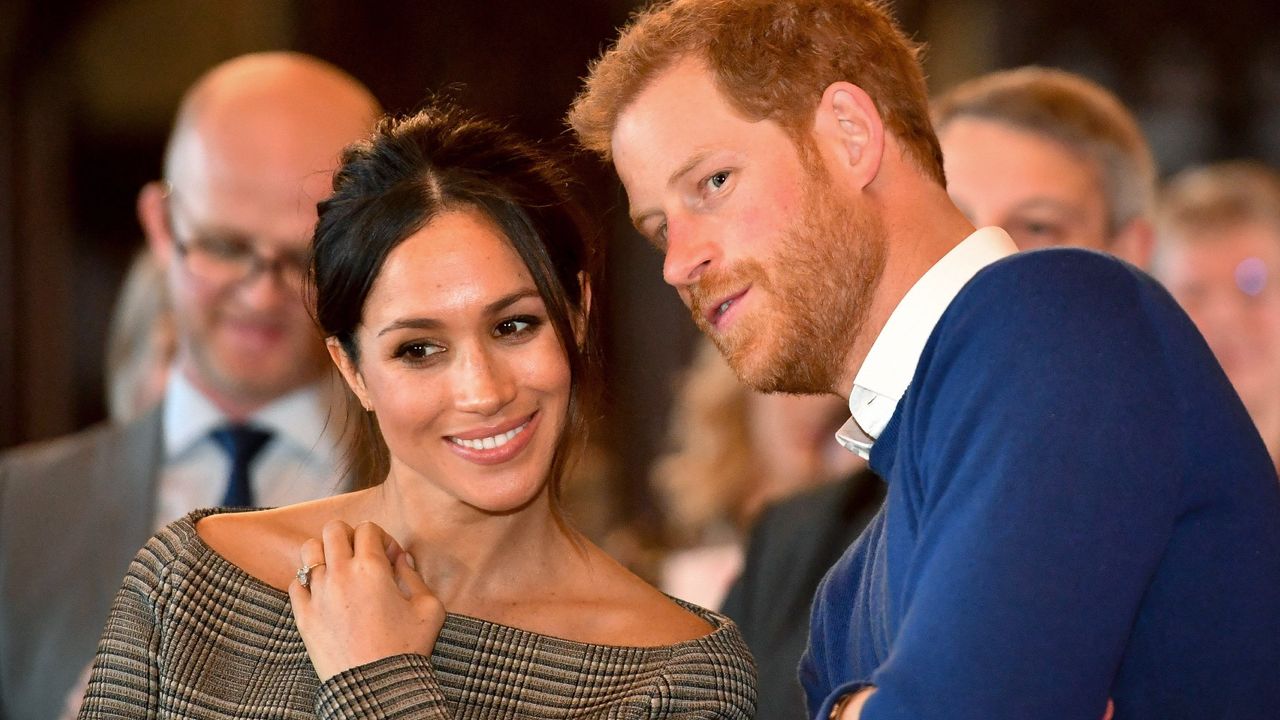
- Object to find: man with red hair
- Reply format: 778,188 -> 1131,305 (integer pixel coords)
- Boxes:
571,1 -> 1280,718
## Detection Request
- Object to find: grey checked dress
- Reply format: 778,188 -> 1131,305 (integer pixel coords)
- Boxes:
78,509 -> 757,719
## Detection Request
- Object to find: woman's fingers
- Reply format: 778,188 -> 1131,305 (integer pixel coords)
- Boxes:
321,520 -> 356,568
288,524 -> 445,681
353,520 -> 392,561
393,551 -> 430,597
291,536 -> 328,598
288,580 -> 311,613
299,537 -> 325,568
384,533 -> 406,564
394,552 -> 446,635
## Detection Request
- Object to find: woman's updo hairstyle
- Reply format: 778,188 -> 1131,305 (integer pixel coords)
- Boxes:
311,103 -> 602,493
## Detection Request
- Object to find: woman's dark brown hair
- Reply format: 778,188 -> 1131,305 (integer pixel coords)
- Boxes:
311,104 -> 602,501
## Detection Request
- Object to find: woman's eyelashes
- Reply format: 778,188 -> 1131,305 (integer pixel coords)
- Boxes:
392,339 -> 446,365
388,315 -> 545,365
493,314 -> 544,342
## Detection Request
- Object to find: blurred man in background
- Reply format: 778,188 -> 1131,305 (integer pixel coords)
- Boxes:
0,51 -> 379,719
1155,161 -> 1280,471
934,66 -> 1155,265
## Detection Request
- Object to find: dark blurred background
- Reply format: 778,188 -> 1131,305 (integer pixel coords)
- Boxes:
3,0 -> 1280,530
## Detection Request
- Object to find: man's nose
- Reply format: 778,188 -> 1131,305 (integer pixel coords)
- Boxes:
661,217 -> 718,289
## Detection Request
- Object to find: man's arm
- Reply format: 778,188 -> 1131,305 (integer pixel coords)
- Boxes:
833,254 -> 1187,718
834,691 -> 1114,720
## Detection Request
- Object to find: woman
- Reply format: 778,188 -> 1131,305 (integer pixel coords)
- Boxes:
651,339 -> 863,610
79,106 -> 756,718
104,248 -> 174,423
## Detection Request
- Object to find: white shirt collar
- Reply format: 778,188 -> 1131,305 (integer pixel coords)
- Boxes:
162,368 -> 340,465
836,227 -> 1018,458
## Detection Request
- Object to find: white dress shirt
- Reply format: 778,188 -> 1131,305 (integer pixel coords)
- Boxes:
836,227 -> 1018,458
153,369 -> 349,529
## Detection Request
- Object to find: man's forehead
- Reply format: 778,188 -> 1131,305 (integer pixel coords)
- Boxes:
612,59 -> 727,148
171,146 -> 332,210
172,177 -> 321,246
611,61 -> 762,203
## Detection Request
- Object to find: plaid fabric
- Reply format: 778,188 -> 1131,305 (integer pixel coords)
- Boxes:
79,510 -> 757,719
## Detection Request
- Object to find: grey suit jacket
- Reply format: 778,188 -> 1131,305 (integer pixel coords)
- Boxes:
0,407 -> 162,720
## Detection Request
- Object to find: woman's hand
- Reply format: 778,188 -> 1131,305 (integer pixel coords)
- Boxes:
289,520 -> 446,682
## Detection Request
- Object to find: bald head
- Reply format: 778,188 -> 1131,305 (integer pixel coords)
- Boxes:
139,52 -> 379,415
165,52 -> 380,210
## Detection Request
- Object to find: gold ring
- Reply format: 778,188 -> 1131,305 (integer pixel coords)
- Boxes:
296,561 -> 325,589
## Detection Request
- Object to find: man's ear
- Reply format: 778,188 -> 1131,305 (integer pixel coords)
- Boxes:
138,181 -> 176,264
1109,217 -> 1155,270
326,337 -> 373,412
811,81 -> 885,190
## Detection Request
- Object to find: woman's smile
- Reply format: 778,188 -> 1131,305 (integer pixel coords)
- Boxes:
445,411 -> 540,465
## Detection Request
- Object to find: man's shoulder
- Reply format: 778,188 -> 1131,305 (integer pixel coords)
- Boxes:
892,246 -> 1208,462
969,248 -> 1150,304
933,247 -> 1181,353
3,411 -> 154,470
3,421 -> 121,470
0,410 -> 162,501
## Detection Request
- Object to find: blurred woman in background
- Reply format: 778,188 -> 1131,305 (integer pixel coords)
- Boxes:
651,339 -> 862,610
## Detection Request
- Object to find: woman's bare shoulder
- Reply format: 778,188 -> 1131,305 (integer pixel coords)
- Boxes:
194,495 -> 355,590
574,546 -> 716,647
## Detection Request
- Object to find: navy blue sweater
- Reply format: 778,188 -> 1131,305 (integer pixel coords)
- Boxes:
800,249 -> 1280,719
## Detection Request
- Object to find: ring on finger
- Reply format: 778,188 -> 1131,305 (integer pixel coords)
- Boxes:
296,561 -> 326,589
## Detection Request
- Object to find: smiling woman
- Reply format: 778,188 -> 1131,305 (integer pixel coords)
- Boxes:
326,209 -> 573,515
78,105 -> 757,718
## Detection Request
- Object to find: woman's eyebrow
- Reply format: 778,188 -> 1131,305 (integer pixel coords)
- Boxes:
375,289 -> 540,337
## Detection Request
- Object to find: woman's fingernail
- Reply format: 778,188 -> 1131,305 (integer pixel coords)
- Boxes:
405,552 -> 417,569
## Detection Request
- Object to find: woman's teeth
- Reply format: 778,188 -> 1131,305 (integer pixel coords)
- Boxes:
450,421 -> 528,450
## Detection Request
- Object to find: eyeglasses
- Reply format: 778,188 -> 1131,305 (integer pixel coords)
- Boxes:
163,186 -> 311,290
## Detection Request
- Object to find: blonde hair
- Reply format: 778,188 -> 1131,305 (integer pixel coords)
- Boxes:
1158,161 -> 1280,238
1153,161 -> 1280,275
932,66 -> 1156,235
569,0 -> 944,184
105,249 -> 174,422
650,340 -> 759,546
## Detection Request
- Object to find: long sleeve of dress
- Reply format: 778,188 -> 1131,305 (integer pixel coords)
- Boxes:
78,543 -> 166,719
317,654 -> 452,719
316,620 -> 758,719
